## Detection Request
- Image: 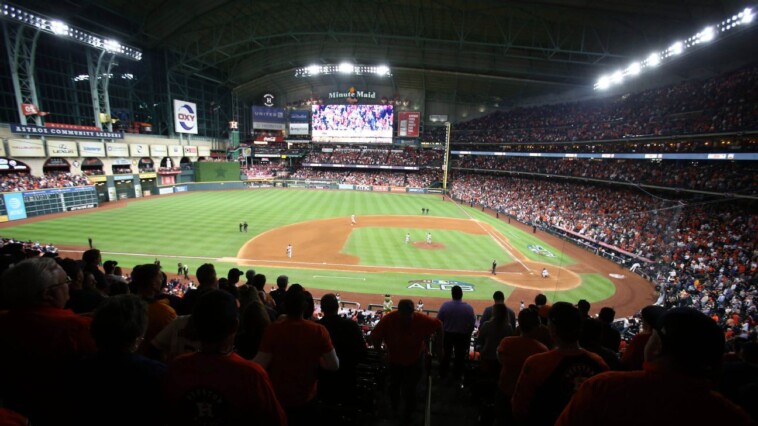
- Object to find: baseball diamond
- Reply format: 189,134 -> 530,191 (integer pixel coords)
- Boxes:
0,189 -> 654,316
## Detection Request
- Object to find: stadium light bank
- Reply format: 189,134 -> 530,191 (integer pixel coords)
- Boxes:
0,2 -> 142,61
295,63 -> 392,77
594,7 -> 754,90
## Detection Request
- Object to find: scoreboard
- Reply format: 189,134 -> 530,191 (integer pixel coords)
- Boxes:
0,186 -> 99,220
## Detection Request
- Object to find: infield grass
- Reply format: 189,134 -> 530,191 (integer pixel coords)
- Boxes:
0,189 -> 614,303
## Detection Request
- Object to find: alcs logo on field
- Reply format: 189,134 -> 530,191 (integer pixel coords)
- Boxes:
176,104 -> 196,131
527,244 -> 556,257
407,279 -> 475,292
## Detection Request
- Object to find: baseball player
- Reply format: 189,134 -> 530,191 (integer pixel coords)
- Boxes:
492,260 -> 497,275
426,232 -> 432,244
287,244 -> 292,258
351,214 -> 356,225
542,268 -> 549,279
405,233 -> 411,244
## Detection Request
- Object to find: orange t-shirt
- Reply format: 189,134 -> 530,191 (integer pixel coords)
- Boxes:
258,318 -> 333,407
370,311 -> 441,366
497,336 -> 548,396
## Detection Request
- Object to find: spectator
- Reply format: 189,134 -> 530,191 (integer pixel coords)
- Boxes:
59,257 -> 104,314
165,290 -> 286,426
0,257 -> 96,424
437,285 -> 477,381
620,305 -> 666,371
177,263 -> 217,315
132,263 -> 177,357
371,299 -> 442,424
511,302 -> 608,426
270,274 -> 288,313
235,286 -> 271,360
254,287 -> 339,426
72,295 -> 166,426
598,307 -> 621,353
480,290 -> 516,330
82,248 -> 108,294
317,293 -> 368,404
578,318 -> 621,370
556,308 -> 753,426
477,303 -> 514,375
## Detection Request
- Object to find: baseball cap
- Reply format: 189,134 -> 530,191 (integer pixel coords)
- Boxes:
228,268 -> 244,278
653,307 -> 724,372
103,260 -> 118,269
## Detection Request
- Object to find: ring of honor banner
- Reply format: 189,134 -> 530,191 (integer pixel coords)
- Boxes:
398,112 -> 420,137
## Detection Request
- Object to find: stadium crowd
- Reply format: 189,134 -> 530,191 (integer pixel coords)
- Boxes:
303,147 -> 442,167
423,65 -> 758,144
291,168 -> 442,187
452,156 -> 757,194
0,172 -> 91,192
0,246 -> 755,425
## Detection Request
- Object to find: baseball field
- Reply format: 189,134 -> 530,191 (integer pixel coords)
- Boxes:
0,189 -> 657,315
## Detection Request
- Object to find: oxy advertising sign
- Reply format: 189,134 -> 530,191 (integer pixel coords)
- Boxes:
174,100 -> 198,134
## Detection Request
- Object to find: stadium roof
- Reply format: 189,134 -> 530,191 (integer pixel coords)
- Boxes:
16,0 -> 758,108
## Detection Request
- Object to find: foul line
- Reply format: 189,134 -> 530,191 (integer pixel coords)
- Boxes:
451,202 -> 532,273
313,275 -> 366,281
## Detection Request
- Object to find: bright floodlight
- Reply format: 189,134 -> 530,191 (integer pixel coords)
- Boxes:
103,39 -> 121,52
596,76 -> 611,90
611,71 -> 623,84
50,20 -> 68,35
376,65 -> 389,76
646,53 -> 661,66
627,62 -> 641,75
743,8 -> 754,24
307,65 -> 321,75
338,62 -> 354,74
700,26 -> 715,42
669,41 -> 684,55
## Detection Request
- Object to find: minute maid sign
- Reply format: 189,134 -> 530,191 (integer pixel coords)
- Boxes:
527,244 -> 556,257
328,86 -> 376,102
407,279 -> 475,292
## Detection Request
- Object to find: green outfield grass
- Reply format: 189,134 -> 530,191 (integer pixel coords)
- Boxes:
0,189 -> 616,303
343,228 -> 514,270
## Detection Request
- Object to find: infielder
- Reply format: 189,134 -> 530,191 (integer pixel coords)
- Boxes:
426,232 -> 432,244
542,268 -> 549,279
351,214 -> 356,225
405,233 -> 411,244
286,243 -> 292,258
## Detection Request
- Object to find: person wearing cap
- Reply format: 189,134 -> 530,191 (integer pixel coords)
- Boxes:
620,305 -> 666,371
511,302 -> 608,426
371,299 -> 441,424
556,307 -> 753,426
177,263 -> 218,316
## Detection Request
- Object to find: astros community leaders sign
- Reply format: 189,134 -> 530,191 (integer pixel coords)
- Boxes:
11,124 -> 123,139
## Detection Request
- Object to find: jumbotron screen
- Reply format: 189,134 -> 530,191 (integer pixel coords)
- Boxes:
311,104 -> 394,143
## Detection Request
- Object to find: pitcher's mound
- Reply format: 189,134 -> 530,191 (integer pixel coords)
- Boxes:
412,242 -> 446,250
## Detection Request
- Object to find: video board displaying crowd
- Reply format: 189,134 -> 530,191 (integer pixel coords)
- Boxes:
311,104 -> 394,143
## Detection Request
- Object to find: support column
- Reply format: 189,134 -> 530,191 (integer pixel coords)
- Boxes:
2,22 -> 42,126
87,50 -> 116,131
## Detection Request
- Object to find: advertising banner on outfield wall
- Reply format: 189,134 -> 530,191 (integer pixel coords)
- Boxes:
8,139 -> 45,157
390,186 -> 406,192
198,146 -> 211,157
3,193 -> 27,220
183,146 -> 198,157
106,143 -> 129,157
338,184 -> 354,190
173,100 -> 198,134
374,186 -> 390,192
408,188 -> 426,193
150,145 -> 167,157
79,141 -> 105,157
46,140 -> 78,157
159,187 -> 174,195
168,145 -> 183,157
129,144 -> 149,157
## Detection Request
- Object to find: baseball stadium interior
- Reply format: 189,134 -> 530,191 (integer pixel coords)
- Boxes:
0,1 -> 757,425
